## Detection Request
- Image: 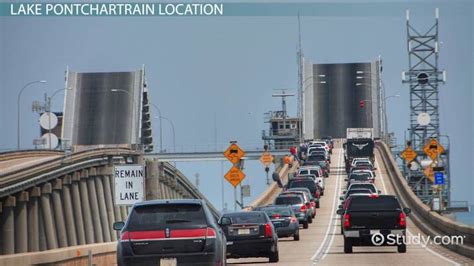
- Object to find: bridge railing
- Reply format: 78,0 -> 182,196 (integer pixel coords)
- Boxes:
376,141 -> 474,259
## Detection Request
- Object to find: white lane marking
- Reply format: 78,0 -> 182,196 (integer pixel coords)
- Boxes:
320,163 -> 343,261
375,157 -> 460,266
310,149 -> 343,262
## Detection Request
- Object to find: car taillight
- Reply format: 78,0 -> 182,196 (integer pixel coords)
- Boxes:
290,216 -> 298,223
120,231 -> 129,242
315,191 -> 320,198
311,201 -> 316,208
343,214 -> 350,229
206,227 -> 216,238
271,214 -> 281,219
300,205 -> 307,212
399,212 -> 406,228
264,223 -> 273,237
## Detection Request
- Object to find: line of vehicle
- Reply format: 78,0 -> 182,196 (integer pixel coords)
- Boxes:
310,148 -> 343,263
374,156 -> 459,266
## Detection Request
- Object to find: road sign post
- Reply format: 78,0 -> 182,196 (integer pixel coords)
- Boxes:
260,151 -> 274,185
223,142 -> 246,210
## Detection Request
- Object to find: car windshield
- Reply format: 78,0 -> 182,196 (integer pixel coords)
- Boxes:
260,207 -> 292,217
349,196 -> 401,211
224,212 -> 267,224
127,204 -> 206,230
275,196 -> 303,205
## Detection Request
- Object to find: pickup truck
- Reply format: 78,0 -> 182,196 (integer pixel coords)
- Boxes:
336,194 -> 411,254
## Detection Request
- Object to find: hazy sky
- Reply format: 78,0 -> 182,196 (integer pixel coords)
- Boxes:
1,0 -> 472,209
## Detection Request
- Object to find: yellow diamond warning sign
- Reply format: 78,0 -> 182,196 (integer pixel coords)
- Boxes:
259,152 -> 274,167
224,143 -> 245,165
424,167 -> 434,183
423,138 -> 445,160
224,165 -> 246,187
400,146 -> 417,163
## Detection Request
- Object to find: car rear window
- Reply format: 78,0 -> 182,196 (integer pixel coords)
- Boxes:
289,180 -> 316,192
260,207 -> 292,217
224,212 -> 267,224
349,184 -> 377,193
350,173 -> 370,180
348,196 -> 401,211
347,189 -> 372,196
127,204 -> 206,230
275,196 -> 303,205
308,155 -> 325,161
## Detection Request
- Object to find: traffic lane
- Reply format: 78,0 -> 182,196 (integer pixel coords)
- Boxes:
317,151 -> 470,266
227,148 -> 344,265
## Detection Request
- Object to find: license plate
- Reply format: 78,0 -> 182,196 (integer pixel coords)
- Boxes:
238,228 -> 250,235
160,258 -> 177,266
226,241 -> 233,245
370,230 -> 380,235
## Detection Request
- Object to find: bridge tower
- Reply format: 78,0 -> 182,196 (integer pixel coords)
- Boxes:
402,8 -> 449,208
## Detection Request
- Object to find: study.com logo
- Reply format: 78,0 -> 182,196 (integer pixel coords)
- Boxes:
371,233 -> 466,247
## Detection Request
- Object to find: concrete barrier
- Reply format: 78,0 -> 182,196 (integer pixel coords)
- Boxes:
376,141 -> 474,259
247,162 -> 297,209
0,242 -> 116,266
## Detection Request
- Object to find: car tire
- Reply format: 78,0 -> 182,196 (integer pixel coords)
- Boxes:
308,216 -> 313,223
344,238 -> 353,253
321,191 -> 325,196
303,221 -> 309,229
397,243 -> 407,253
269,250 -> 279,263
316,202 -> 320,208
294,232 -> 300,241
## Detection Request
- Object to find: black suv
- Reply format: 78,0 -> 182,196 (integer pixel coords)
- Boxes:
219,211 -> 279,262
113,199 -> 226,266
274,194 -> 311,229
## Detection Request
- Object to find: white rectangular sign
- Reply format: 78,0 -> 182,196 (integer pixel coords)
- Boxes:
114,165 -> 145,205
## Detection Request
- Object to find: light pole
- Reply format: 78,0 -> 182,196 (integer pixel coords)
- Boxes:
110,89 -> 136,148
17,80 -> 47,150
46,88 -> 72,149
160,116 -> 175,152
383,95 -> 400,143
150,103 -> 163,153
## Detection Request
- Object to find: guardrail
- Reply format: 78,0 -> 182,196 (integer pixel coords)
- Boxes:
0,150 -> 64,162
376,141 -> 474,259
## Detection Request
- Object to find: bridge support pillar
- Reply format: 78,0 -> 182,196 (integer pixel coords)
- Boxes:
87,169 -> 104,243
15,191 -> 29,253
2,196 -> 16,254
52,179 -> 68,248
79,170 -> 94,244
62,175 -> 77,246
38,198 -> 47,251
41,183 -> 58,250
146,159 -> 160,200
102,175 -> 117,241
95,174 -> 111,242
72,173 -> 86,245
28,187 -> 41,252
